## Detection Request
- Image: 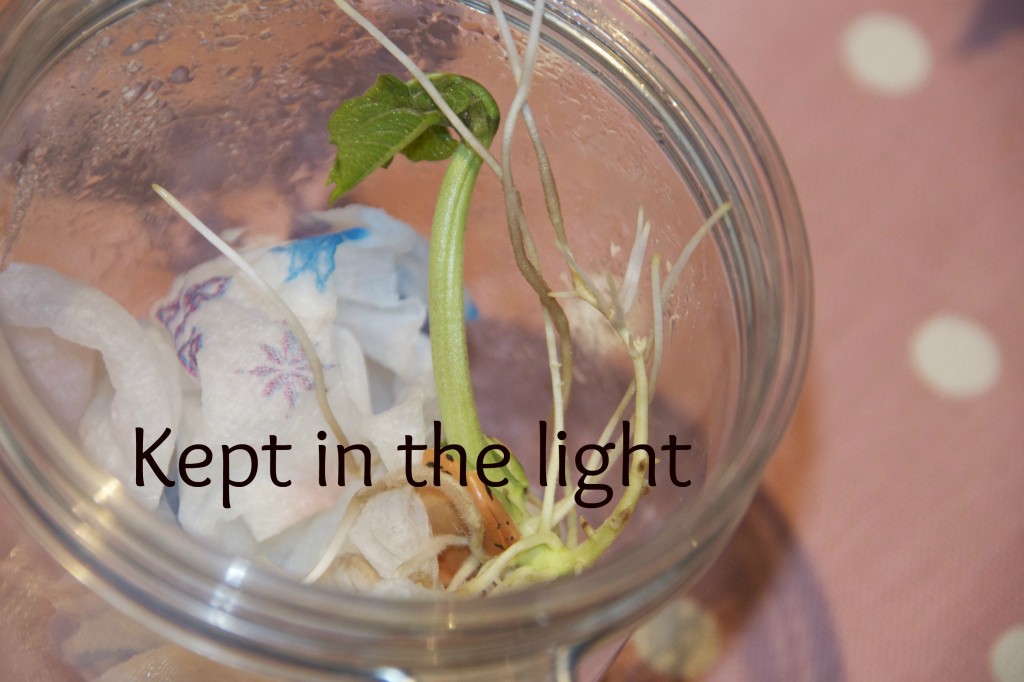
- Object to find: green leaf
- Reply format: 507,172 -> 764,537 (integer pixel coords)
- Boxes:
326,73 -> 501,202
403,124 -> 458,162
326,74 -> 443,201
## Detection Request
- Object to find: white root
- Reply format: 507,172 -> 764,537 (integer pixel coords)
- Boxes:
445,555 -> 481,592
620,207 -> 652,313
661,202 -> 732,306
488,0 -> 575,258
539,306 -> 566,533
460,530 -> 562,596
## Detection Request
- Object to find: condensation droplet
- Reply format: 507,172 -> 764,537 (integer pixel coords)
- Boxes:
168,66 -> 193,84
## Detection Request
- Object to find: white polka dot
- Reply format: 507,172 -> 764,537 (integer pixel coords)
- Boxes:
842,13 -> 932,94
991,626 -> 1024,682
632,598 -> 720,677
910,314 -> 1001,398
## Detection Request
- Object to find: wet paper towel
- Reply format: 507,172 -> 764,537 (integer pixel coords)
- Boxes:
0,205 -> 444,587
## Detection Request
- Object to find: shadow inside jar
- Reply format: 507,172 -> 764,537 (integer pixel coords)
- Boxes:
961,0 -> 1024,52
604,486 -> 843,681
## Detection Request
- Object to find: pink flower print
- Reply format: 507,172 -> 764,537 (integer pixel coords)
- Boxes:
156,298 -> 181,327
157,275 -> 231,376
178,327 -> 203,378
173,275 -> 231,338
246,331 -> 315,411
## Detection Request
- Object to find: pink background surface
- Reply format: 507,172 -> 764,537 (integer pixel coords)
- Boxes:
0,0 -> 1020,680
609,0 -> 1024,679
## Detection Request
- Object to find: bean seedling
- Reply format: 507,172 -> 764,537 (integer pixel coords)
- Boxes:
155,0 -> 730,595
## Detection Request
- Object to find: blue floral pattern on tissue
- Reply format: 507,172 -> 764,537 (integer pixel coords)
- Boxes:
273,228 -> 368,292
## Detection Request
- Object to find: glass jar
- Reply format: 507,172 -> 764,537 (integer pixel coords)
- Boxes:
0,0 -> 812,679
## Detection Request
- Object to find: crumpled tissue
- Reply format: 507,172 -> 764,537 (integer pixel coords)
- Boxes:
0,205 -> 447,587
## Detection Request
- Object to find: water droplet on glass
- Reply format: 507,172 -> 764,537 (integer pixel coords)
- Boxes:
215,35 -> 246,49
121,38 -> 158,56
121,82 -> 147,104
168,66 -> 193,84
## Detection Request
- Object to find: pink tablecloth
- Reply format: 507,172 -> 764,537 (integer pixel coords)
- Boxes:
1,1 -> 1020,680
608,0 -> 1024,680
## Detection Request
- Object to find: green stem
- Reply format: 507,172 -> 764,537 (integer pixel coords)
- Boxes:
429,142 -> 489,458
428,140 -> 531,522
